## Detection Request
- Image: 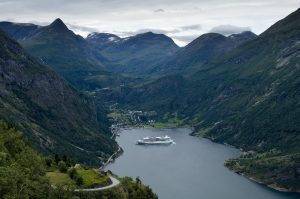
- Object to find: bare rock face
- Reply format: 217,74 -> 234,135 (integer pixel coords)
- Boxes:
0,30 -> 118,165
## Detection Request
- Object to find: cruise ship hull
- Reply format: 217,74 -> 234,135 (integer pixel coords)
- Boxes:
136,140 -> 173,145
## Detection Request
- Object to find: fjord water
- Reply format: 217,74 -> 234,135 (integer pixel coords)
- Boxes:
106,128 -> 299,199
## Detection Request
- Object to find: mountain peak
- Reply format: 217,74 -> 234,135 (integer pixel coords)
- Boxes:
51,18 -> 64,25
48,18 -> 69,32
134,32 -> 178,45
141,31 -> 155,35
201,32 -> 226,38
136,32 -> 164,39
237,31 -> 256,37
86,32 -> 121,46
87,32 -> 120,40
228,31 -> 257,40
191,33 -> 226,44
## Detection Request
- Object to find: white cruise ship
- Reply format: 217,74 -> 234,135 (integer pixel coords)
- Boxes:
136,135 -> 174,145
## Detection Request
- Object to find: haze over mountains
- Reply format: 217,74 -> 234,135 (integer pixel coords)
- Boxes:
0,7 -> 299,193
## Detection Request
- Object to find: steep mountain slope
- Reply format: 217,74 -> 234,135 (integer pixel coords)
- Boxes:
110,8 -> 300,191
187,9 -> 300,151
88,32 -> 180,75
0,29 -> 118,165
152,31 -> 256,74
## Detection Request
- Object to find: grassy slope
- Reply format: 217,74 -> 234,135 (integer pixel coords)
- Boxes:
76,168 -> 110,188
47,168 -> 110,189
47,172 -> 75,187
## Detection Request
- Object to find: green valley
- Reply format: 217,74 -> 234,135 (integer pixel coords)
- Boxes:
0,3 -> 299,198
98,8 -> 300,192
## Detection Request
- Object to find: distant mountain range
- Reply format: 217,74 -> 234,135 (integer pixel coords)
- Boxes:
87,31 -> 179,75
151,31 -> 257,75
0,19 -> 180,86
0,19 -> 256,80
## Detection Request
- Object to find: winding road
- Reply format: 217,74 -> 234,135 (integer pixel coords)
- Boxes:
74,131 -> 122,192
74,175 -> 120,192
100,146 -> 121,169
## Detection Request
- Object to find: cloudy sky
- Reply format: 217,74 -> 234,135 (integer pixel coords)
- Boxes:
0,0 -> 299,46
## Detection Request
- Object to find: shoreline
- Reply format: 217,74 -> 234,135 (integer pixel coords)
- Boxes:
232,170 -> 300,194
106,125 -> 300,195
200,134 -> 300,195
101,146 -> 122,170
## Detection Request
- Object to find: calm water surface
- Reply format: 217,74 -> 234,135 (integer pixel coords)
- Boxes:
106,128 -> 300,199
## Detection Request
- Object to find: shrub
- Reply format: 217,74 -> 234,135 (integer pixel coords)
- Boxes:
68,168 -> 77,179
54,154 -> 60,164
45,157 -> 52,167
58,161 -> 67,173
76,176 -> 83,186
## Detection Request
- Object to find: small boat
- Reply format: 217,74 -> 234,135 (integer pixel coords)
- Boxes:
136,135 -> 174,145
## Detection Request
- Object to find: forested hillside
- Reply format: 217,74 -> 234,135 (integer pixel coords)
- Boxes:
0,29 -> 118,165
0,122 -> 158,199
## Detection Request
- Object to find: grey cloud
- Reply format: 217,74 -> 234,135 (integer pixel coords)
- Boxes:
112,25 -> 203,45
67,24 -> 99,33
180,24 -> 202,30
172,35 -> 199,43
210,25 -> 251,36
12,20 -> 100,34
1,0 -> 297,46
3,17 -> 15,22
136,28 -> 180,34
115,28 -> 181,37
28,21 -> 49,26
115,24 -> 202,37
154,9 -> 165,13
